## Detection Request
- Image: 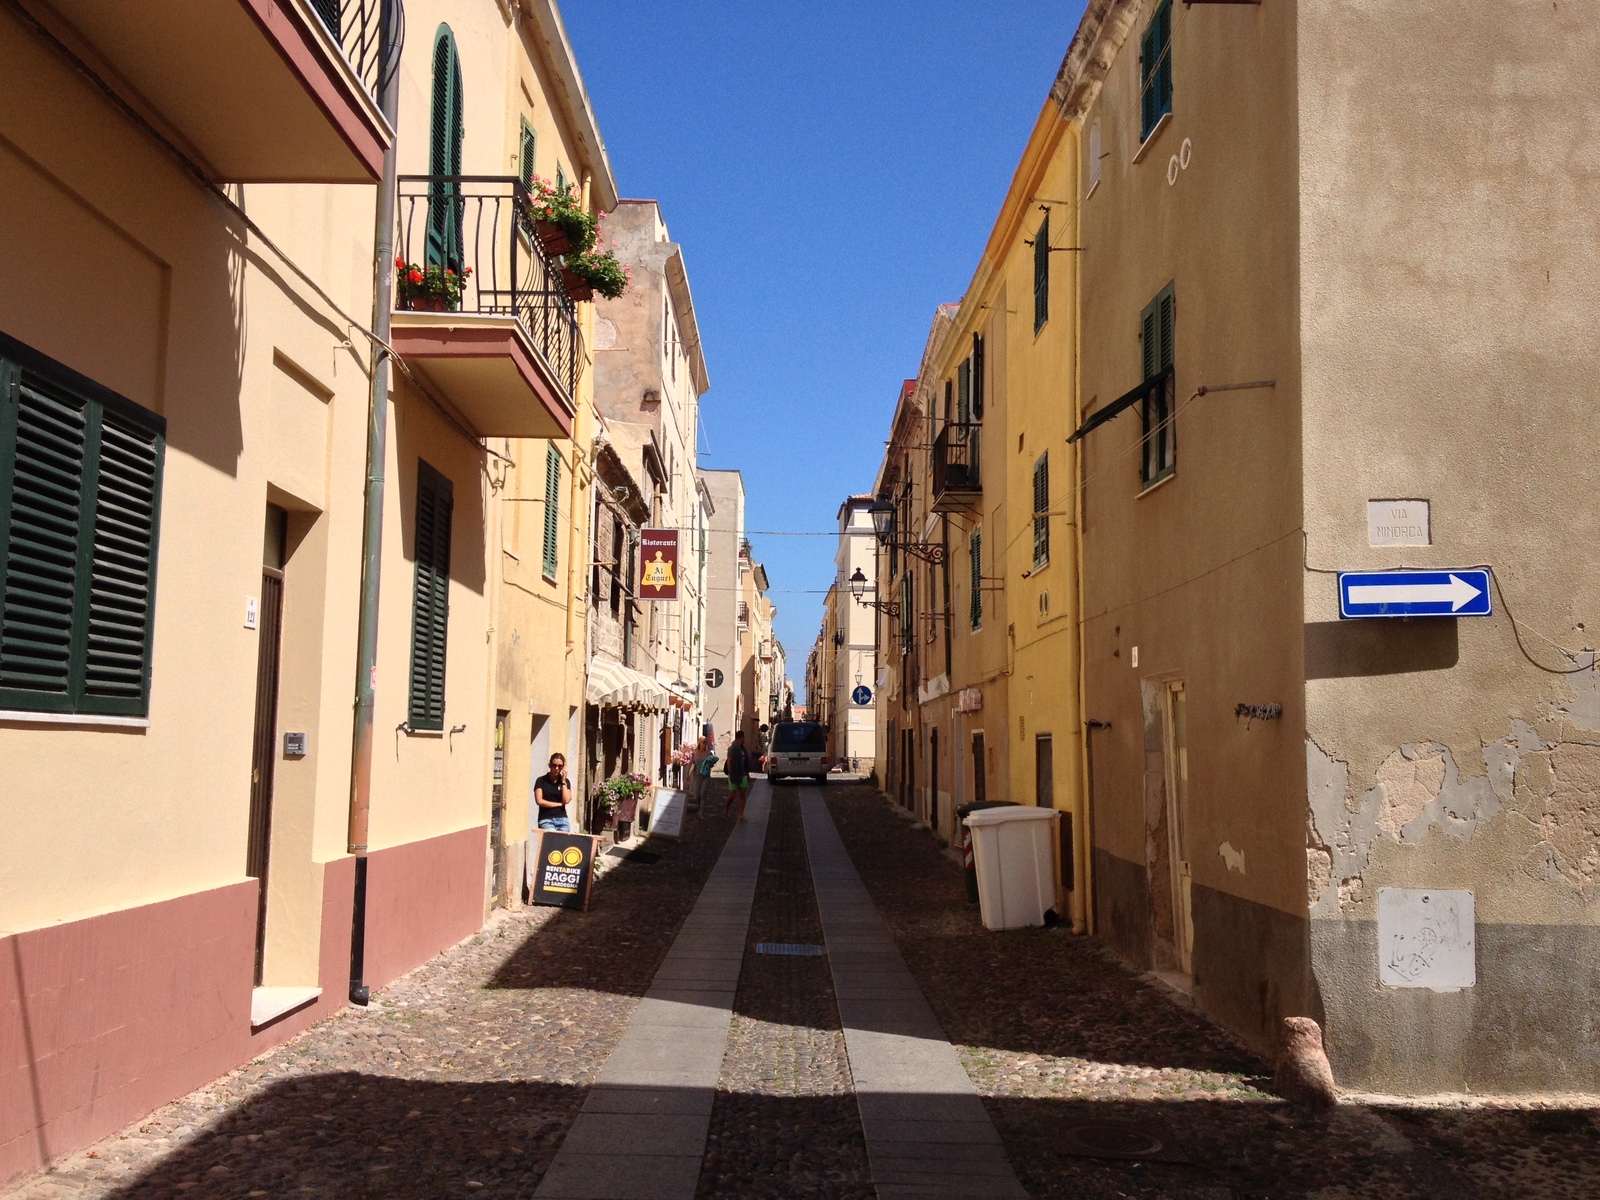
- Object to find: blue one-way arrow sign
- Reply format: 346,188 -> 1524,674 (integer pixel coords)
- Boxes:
1338,569 -> 1493,619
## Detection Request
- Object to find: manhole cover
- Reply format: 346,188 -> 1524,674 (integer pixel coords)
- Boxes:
756,943 -> 826,956
1053,1119 -> 1187,1163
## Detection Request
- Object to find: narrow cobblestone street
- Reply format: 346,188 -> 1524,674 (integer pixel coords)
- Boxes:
10,781 -> 1600,1200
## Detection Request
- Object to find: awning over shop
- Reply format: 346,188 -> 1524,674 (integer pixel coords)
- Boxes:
586,656 -> 672,712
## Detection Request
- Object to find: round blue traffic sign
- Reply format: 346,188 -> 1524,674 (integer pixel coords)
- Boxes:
851,685 -> 872,706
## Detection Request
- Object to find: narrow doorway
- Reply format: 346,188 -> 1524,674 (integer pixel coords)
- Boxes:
1038,734 -> 1071,891
246,505 -> 288,986
929,727 -> 940,833
971,730 -> 987,806
490,709 -> 508,909
1163,681 -> 1194,973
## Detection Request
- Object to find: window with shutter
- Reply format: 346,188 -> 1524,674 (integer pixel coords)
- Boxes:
0,336 -> 164,717
1140,283 -> 1177,486
1033,212 -> 1050,333
956,358 -> 971,428
518,118 -> 537,190
968,527 -> 982,631
971,333 -> 985,420
408,461 -> 453,730
1033,452 -> 1050,569
427,26 -> 464,270
1140,0 -> 1174,142
542,443 -> 560,580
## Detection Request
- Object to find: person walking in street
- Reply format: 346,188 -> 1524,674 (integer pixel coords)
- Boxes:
534,753 -> 573,832
723,730 -> 752,822
690,736 -> 715,817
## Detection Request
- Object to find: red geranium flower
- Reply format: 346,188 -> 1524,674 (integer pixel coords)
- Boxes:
408,270 -> 423,285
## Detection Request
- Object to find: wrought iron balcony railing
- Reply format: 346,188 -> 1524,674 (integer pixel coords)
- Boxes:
932,423 -> 982,508
395,175 -> 581,403
311,0 -> 403,106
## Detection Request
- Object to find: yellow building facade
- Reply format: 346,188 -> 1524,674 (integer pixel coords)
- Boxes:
0,0 -> 613,1182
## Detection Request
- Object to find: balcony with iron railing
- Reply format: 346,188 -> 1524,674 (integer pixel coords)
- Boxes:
388,176 -> 582,439
51,0 -> 397,182
931,423 -> 982,512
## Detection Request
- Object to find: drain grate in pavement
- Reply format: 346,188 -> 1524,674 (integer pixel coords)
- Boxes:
755,942 -> 826,956
605,847 -> 661,864
1048,1118 -> 1189,1163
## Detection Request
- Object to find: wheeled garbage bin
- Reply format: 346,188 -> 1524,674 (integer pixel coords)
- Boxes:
964,806 -> 1059,930
955,801 -> 1017,902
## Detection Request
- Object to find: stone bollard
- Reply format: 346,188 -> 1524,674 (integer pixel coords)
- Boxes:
1275,1016 -> 1338,1111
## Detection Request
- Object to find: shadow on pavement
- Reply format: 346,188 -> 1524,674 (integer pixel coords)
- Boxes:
77,1075 -> 1595,1199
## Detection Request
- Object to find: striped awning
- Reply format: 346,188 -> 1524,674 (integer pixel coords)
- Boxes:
586,656 -> 672,712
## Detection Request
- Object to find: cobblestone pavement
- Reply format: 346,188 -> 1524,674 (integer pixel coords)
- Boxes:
822,782 -> 1600,1200
13,780 -> 1600,1200
8,806 -> 737,1200
697,785 -> 872,1199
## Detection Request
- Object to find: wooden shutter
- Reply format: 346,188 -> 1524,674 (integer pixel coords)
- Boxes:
519,118 -> 537,190
968,527 -> 982,630
957,358 -> 971,427
408,461 -> 453,730
1140,284 -> 1176,483
542,443 -> 560,579
0,351 -> 163,716
1033,452 -> 1049,568
971,333 -> 984,420
427,26 -> 464,269
1033,213 -> 1050,332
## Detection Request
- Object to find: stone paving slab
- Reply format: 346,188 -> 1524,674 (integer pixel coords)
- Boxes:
800,787 -> 1028,1200
534,786 -> 772,1200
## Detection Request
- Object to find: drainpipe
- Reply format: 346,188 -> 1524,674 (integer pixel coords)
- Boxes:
347,11 -> 403,1007
1071,123 -> 1095,937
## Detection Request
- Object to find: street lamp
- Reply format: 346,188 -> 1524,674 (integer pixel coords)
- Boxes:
848,566 -> 899,618
866,496 -> 944,564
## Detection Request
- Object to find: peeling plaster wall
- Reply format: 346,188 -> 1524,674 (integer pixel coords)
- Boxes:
1299,1 -> 1600,1093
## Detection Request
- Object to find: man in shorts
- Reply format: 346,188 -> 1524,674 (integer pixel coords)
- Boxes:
722,731 -> 752,821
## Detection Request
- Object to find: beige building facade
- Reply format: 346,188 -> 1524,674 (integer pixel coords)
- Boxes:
0,0 -> 617,1181
1068,0 -> 1600,1092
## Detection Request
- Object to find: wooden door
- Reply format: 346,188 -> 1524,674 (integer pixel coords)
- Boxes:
246,545 -> 286,984
1163,682 -> 1194,972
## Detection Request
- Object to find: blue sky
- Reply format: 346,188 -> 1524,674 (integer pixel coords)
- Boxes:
563,1 -> 1088,682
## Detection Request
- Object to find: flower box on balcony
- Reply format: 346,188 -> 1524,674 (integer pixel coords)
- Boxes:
560,267 -> 594,302
534,219 -> 573,257
402,296 -> 453,312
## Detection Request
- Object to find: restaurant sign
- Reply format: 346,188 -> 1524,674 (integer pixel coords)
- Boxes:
639,528 -> 680,601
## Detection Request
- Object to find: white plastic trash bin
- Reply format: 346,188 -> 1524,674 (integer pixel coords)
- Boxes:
964,806 -> 1059,930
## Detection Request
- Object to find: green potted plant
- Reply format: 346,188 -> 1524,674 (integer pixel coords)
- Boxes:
561,246 -> 630,302
591,771 -> 650,831
527,178 -> 596,258
394,257 -> 471,311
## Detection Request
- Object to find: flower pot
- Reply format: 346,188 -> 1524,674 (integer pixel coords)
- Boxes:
560,267 -> 594,302
613,793 -> 640,823
402,296 -> 448,312
535,219 -> 572,257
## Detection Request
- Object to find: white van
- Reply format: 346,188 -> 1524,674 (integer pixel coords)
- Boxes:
766,720 -> 830,783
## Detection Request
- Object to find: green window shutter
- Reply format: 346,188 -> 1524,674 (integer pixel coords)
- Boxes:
1033,452 -> 1050,569
541,443 -> 560,579
427,26 -> 464,269
0,343 -> 163,716
1033,213 -> 1050,333
408,461 -> 453,730
968,527 -> 982,630
1140,0 -> 1173,141
1140,284 -> 1177,484
519,118 -> 537,190
957,358 -> 971,427
971,333 -> 985,420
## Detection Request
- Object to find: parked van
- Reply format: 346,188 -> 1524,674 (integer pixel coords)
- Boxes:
767,721 -> 830,783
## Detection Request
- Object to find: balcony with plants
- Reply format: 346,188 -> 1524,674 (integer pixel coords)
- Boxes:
47,0 -> 397,182
389,175 -> 627,439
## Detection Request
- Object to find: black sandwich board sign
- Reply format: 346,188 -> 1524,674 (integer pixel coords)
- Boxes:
530,830 -> 599,910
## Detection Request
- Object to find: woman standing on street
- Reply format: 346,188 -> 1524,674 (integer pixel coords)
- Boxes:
534,753 -> 573,832
722,731 -> 752,822
689,736 -> 711,814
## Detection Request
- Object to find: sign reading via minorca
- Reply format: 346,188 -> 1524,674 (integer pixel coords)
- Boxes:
1338,569 -> 1492,619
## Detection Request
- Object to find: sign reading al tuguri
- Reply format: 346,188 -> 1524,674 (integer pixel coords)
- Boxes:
638,528 -> 680,602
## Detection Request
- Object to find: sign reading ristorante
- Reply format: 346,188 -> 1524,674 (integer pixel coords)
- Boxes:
638,528 -> 680,602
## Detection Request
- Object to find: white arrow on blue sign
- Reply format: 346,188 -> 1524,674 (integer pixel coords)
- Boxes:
1338,569 -> 1493,619
851,685 -> 873,705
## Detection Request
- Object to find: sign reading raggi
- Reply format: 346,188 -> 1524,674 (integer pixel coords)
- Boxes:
638,528 -> 680,602
531,831 -> 598,910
